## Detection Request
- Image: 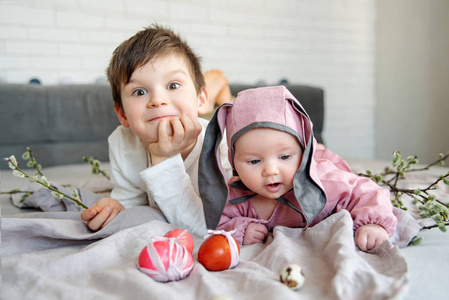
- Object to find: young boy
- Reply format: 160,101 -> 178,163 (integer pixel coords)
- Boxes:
81,24 -> 231,236
198,86 -> 397,252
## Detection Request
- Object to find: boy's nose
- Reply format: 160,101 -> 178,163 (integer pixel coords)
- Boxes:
147,90 -> 168,107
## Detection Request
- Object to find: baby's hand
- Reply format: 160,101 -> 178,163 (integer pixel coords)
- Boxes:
355,224 -> 390,252
149,115 -> 202,165
80,197 -> 125,231
243,223 -> 269,245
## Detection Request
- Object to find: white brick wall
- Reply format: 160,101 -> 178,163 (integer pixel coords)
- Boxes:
0,0 -> 377,159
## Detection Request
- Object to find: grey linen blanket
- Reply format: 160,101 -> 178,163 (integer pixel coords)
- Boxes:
2,185 -> 420,300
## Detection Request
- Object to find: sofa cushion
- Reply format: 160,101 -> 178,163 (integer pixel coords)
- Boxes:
0,84 -> 120,168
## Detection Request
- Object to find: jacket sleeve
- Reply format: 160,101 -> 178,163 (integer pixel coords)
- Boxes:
313,151 -> 398,236
109,127 -> 148,208
140,154 -> 208,237
216,201 -> 261,244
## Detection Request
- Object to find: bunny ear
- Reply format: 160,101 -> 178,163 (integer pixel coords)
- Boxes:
198,103 -> 232,230
288,97 -> 327,226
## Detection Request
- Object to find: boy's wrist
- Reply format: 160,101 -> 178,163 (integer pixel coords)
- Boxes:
150,153 -> 176,166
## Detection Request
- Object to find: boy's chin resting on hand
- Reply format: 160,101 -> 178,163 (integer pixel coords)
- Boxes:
354,224 -> 390,252
149,116 -> 203,166
80,197 -> 125,231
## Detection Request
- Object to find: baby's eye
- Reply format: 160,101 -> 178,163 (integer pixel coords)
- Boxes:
167,82 -> 180,90
248,159 -> 260,165
280,155 -> 291,160
132,88 -> 147,96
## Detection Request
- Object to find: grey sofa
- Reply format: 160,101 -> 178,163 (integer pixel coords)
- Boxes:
0,83 -> 324,169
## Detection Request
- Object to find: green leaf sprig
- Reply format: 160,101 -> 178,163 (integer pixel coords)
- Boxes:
4,155 -> 88,209
358,151 -> 449,245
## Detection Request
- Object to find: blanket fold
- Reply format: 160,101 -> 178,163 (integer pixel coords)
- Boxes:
2,179 -> 422,300
3,208 -> 418,300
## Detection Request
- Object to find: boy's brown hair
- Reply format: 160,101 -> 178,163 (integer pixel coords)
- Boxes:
107,24 -> 205,109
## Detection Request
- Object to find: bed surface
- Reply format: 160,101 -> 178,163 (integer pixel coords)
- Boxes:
1,157 -> 448,299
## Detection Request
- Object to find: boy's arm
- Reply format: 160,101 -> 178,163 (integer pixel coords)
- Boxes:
81,126 -> 147,231
140,154 -> 207,236
108,126 -> 149,207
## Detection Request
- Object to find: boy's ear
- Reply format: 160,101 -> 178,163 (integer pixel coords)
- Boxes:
197,87 -> 209,115
114,103 -> 130,128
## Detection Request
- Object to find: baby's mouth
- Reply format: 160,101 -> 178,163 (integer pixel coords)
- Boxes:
265,183 -> 282,193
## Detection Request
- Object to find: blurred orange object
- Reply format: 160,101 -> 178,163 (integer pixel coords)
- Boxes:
197,230 -> 240,271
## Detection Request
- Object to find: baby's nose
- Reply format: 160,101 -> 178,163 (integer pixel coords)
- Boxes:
263,162 -> 279,176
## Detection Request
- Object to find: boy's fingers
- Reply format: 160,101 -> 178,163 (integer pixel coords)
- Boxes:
170,117 -> 186,144
101,209 -> 120,229
186,116 -> 202,136
157,118 -> 169,142
87,206 -> 112,231
80,208 -> 96,221
179,116 -> 201,142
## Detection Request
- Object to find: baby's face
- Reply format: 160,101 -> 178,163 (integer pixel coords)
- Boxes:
116,54 -> 207,145
233,128 -> 303,200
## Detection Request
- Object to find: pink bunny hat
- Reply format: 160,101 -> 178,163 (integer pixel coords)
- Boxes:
199,86 -> 327,230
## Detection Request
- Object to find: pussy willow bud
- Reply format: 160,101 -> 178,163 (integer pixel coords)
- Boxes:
22,152 -> 30,160
432,203 -> 443,212
13,170 -> 25,178
72,188 -> 80,200
41,176 -> 50,186
408,236 -> 422,246
51,191 -> 64,200
7,155 -> 18,169
420,212 -> 431,218
438,223 -> 447,232
432,214 -> 442,222
393,151 -> 401,168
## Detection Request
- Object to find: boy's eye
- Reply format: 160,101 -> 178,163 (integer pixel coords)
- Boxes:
167,82 -> 180,90
248,159 -> 260,165
132,88 -> 147,96
280,155 -> 291,160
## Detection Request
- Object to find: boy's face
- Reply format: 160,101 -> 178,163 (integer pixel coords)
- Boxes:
233,128 -> 303,200
115,54 -> 208,145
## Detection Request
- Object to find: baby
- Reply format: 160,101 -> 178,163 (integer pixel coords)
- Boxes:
198,86 -> 397,252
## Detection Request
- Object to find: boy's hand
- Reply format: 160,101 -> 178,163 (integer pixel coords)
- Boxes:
243,223 -> 269,245
80,197 -> 125,231
355,224 -> 390,252
149,115 -> 202,165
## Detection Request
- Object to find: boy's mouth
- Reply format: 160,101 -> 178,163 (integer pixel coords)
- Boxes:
147,115 -> 177,122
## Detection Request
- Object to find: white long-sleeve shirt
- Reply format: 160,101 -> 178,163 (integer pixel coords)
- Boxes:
108,118 -> 230,236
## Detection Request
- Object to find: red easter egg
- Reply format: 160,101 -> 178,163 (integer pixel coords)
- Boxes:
197,234 -> 240,271
138,240 -> 170,270
137,238 -> 193,282
164,228 -> 194,254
